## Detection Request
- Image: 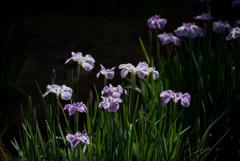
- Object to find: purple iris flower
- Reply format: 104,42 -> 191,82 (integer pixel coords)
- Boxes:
174,22 -> 204,38
65,52 -> 95,71
160,90 -> 178,106
66,131 -> 90,148
157,32 -> 181,46
64,102 -> 87,116
147,15 -> 167,30
43,84 -> 73,101
96,64 -> 115,80
99,96 -> 123,112
226,27 -> 240,40
102,84 -> 127,98
194,13 -> 213,21
160,90 -> 191,107
119,62 -> 159,80
212,20 -> 232,33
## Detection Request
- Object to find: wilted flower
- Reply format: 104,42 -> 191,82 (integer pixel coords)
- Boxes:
226,27 -> 240,40
102,84 -> 127,98
174,22 -> 204,38
147,15 -> 167,30
66,131 -> 90,147
64,102 -> 87,116
43,84 -> 73,101
157,32 -> 181,46
194,13 -> 213,21
99,96 -> 123,112
212,20 -> 232,33
160,90 -> 191,107
96,64 -> 115,80
65,52 -> 95,71
119,62 -> 159,80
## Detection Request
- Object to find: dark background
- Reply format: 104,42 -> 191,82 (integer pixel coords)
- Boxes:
1,0 -> 240,159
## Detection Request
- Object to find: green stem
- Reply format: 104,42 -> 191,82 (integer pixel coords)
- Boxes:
129,74 -> 136,121
76,65 -> 81,102
57,98 -> 70,131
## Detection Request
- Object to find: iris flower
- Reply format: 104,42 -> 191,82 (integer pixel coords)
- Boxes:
96,64 -> 115,80
174,22 -> 204,38
43,84 -> 73,101
99,96 -> 123,112
64,102 -> 87,116
213,20 -> 231,33
147,15 -> 167,30
160,90 -> 191,107
194,13 -> 213,21
101,84 -> 127,98
66,131 -> 90,148
65,52 -> 95,71
226,27 -> 240,40
157,32 -> 181,46
119,62 -> 159,80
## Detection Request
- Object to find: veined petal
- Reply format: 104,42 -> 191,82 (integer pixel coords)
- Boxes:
120,68 -> 129,78
162,96 -> 171,106
61,91 -> 72,100
103,102 -> 111,109
68,108 -> 77,116
82,62 -> 94,71
180,93 -> 191,107
108,103 -> 119,112
151,70 -> 159,80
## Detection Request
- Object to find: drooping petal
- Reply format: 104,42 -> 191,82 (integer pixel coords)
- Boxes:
105,70 -> 115,79
103,101 -> 111,109
61,90 -> 72,101
80,133 -> 90,144
69,107 -> 77,115
66,134 -> 80,147
120,68 -> 129,78
137,70 -> 147,79
82,61 -> 94,71
108,103 -> 119,112
151,70 -> 159,80
180,93 -> 191,107
111,92 -> 121,98
162,96 -> 171,106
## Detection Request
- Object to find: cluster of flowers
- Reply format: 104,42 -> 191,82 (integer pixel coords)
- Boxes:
119,62 -> 159,80
160,90 -> 191,107
147,13 -> 240,47
41,48 -> 190,147
99,84 -> 127,112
